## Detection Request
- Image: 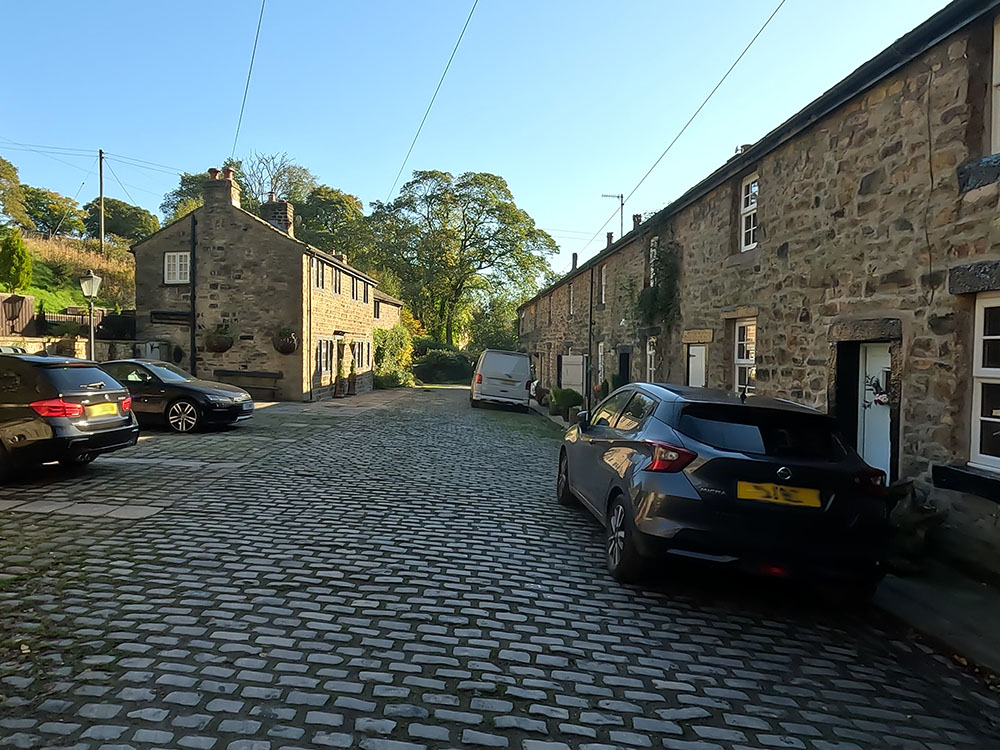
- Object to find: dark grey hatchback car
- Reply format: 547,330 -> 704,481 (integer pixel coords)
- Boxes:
558,384 -> 890,596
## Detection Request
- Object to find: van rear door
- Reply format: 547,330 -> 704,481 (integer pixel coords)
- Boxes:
479,352 -> 530,401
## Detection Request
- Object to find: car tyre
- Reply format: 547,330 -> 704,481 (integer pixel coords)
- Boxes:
557,452 -> 576,507
606,494 -> 643,583
0,447 -> 9,484
827,574 -> 883,608
167,399 -> 201,433
470,398 -> 480,409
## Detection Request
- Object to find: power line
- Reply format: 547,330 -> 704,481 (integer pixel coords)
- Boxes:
105,159 -> 137,204
51,155 -> 99,236
577,0 -> 788,255
105,155 -> 180,178
232,0 -> 267,158
104,152 -> 184,173
0,137 -> 95,173
386,0 -> 478,200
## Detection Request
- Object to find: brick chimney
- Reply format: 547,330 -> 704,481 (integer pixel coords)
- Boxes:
202,166 -> 241,209
571,252 -> 578,271
633,213 -> 642,231
606,231 -> 614,247
261,192 -> 295,238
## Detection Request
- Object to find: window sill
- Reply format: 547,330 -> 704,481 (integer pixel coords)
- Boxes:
726,247 -> 761,267
932,463 -> 1000,504
163,280 -> 190,286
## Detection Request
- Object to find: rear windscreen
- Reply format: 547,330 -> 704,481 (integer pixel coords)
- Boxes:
678,404 -> 846,460
44,366 -> 123,392
484,354 -> 529,376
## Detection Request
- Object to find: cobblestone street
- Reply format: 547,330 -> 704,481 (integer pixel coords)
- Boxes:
1,386 -> 998,749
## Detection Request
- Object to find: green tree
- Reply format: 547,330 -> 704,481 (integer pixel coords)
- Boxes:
369,171 -> 556,346
82,197 -> 160,242
467,289 -> 521,353
160,171 -> 211,220
0,157 -> 31,228
297,186 -> 370,257
21,185 -> 86,236
0,229 -> 32,292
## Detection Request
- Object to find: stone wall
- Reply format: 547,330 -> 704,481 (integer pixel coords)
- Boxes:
0,335 -> 137,361
373,300 -> 402,330
518,15 -> 1000,576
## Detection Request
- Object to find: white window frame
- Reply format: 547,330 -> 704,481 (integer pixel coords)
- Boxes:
599,265 -> 607,304
163,251 -> 190,284
992,16 -> 1000,155
972,292 -> 1000,471
569,282 -> 574,316
740,173 -> 759,252
649,236 -> 660,285
734,317 -> 757,395
646,337 -> 656,381
598,341 -> 605,384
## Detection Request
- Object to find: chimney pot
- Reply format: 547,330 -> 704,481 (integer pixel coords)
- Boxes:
268,191 -> 276,202
221,166 -> 235,180
571,252 -> 578,271
207,167 -> 220,180
606,231 -> 614,247
632,213 -> 642,230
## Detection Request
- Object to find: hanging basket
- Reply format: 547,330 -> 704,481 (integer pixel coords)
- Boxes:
205,331 -> 234,353
273,331 -> 298,355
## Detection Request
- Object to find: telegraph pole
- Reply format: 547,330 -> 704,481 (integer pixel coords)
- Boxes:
98,149 -> 105,256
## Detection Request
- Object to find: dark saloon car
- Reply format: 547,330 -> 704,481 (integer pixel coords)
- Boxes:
557,383 -> 890,597
0,354 -> 139,480
101,360 -> 253,433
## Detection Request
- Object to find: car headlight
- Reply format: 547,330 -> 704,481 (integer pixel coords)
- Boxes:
205,395 -> 234,406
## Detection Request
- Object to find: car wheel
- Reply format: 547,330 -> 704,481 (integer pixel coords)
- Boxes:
557,452 -> 576,507
167,399 -> 200,433
827,574 -> 883,607
607,494 -> 643,583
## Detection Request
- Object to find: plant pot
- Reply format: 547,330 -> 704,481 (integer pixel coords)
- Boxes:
334,377 -> 346,397
205,331 -> 234,353
569,406 -> 581,425
548,400 -> 560,416
347,373 -> 357,396
273,334 -> 298,355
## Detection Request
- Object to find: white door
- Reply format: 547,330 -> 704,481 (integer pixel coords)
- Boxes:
687,345 -> 706,387
561,354 -> 585,394
858,343 -> 892,476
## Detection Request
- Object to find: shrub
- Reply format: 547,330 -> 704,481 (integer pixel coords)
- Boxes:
412,349 -> 473,383
551,388 -> 584,410
374,371 -> 415,389
412,335 -> 455,357
374,325 -> 413,376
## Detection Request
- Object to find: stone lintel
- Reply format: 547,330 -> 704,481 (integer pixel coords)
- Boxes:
948,260 -> 1000,295
829,317 -> 902,342
682,329 -> 714,344
720,306 -> 759,320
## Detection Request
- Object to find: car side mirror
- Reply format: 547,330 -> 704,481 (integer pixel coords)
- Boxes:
577,411 -> 590,431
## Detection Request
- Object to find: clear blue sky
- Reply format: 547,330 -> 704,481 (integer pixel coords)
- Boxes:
1,0 -> 950,275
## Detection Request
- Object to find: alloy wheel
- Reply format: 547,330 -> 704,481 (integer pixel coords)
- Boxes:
168,401 -> 199,433
607,503 -> 626,570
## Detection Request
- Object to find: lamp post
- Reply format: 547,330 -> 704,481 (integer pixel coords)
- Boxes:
80,270 -> 102,360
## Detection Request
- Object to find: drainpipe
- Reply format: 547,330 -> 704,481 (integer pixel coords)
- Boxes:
307,256 -> 313,401
189,213 -> 197,376
587,264 -> 594,410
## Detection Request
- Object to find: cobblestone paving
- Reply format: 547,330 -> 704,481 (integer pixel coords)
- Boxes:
1,386 -> 998,749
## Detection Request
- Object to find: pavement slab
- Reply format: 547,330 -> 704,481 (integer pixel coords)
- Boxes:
0,386 -> 997,749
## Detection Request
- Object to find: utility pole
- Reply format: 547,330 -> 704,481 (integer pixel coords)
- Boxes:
98,149 -> 104,256
602,193 -> 624,239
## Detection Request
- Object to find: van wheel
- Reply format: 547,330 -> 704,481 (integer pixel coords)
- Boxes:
607,494 -> 643,583
470,398 -> 480,409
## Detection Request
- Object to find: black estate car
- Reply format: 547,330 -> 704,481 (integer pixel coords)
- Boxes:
0,354 -> 139,481
101,360 -> 253,433
558,383 -> 890,597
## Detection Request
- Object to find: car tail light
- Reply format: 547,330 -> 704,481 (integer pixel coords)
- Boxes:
475,374 -> 482,384
30,398 -> 85,418
644,441 -> 697,473
856,466 -> 887,497
525,380 -> 531,390
121,397 -> 132,412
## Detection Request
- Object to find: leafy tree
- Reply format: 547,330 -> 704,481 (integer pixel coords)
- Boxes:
0,157 -> 31,228
160,171 -> 211,220
369,171 -> 556,346
0,229 -> 32,292
297,186 -> 370,257
21,185 -> 86,236
467,289 -> 521,353
82,197 -> 159,242
225,152 -> 317,214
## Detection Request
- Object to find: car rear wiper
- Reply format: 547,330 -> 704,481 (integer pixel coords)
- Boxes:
82,382 -> 106,389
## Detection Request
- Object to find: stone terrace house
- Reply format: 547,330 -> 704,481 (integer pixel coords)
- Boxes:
373,288 -> 404,330
519,0 -> 1000,578
132,167 -> 388,401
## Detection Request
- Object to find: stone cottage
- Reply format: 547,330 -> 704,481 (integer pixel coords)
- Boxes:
519,0 -> 1000,578
132,167 -> 389,401
373,288 -> 404,330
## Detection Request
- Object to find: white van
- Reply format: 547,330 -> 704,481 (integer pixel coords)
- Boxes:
470,349 -> 532,409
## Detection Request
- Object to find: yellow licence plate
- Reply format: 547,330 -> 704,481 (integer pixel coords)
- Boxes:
86,402 -> 119,418
737,481 -> 821,508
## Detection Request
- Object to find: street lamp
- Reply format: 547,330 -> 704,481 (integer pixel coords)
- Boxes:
79,270 -> 102,360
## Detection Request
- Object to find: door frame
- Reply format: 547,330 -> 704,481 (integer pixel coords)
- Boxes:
686,344 -> 707,387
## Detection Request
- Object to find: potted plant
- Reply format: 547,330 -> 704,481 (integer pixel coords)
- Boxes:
273,326 -> 298,355
347,350 -> 358,395
205,323 -> 235,353
335,348 -> 348,397
548,388 -> 562,416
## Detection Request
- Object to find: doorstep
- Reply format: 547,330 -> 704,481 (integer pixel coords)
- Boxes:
875,561 -> 1000,678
